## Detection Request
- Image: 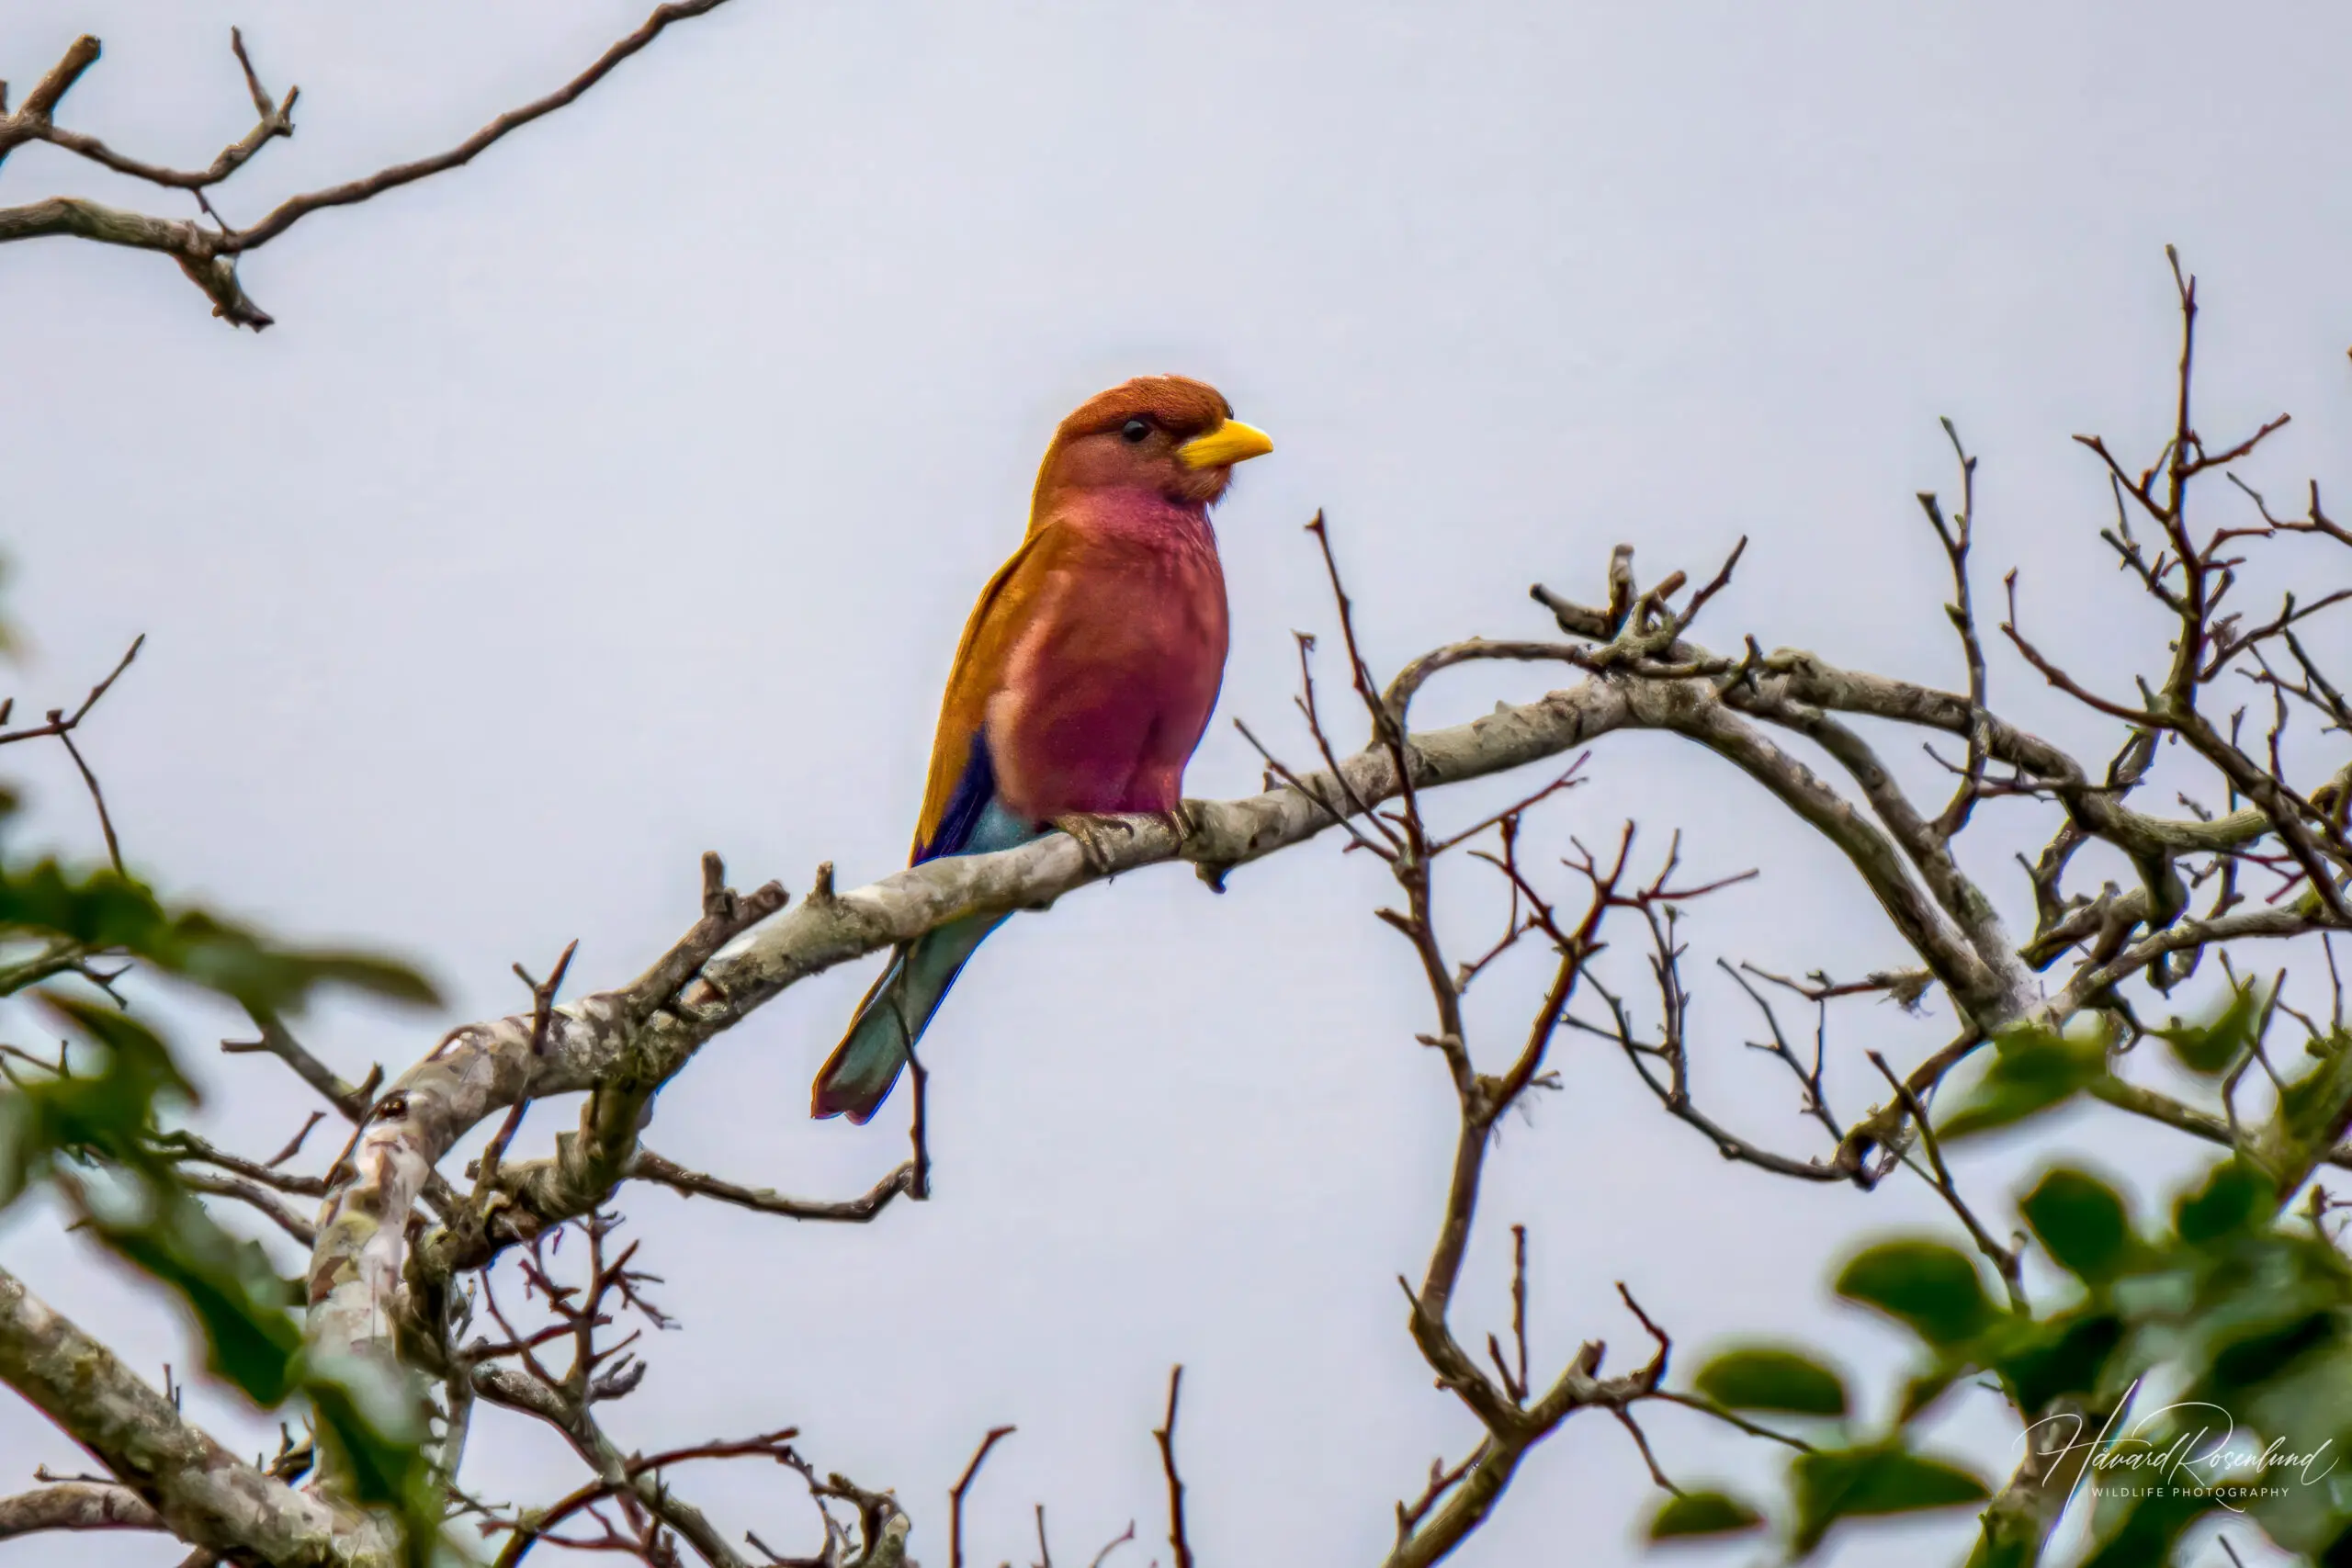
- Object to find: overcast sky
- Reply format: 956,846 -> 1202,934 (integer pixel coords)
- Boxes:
6,4 -> 2352,1564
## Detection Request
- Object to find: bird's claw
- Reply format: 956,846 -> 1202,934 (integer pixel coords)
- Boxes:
1052,805 -> 1199,872
1156,800 -> 1202,847
1050,813 -> 1128,874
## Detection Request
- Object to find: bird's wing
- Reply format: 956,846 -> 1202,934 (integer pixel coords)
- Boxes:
910,525 -> 1070,863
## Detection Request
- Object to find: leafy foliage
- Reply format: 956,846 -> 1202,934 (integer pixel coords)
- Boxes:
1648,1489 -> 1766,1540
1837,1240 -> 1998,1347
2020,1168 -> 2137,1283
1691,1346 -> 1850,1416
1657,1077 -> 2352,1562
0,852 -> 438,1013
1789,1443 -> 1990,1554
0,605 -> 443,1555
2153,982 -> 2267,1077
1937,1021 -> 2110,1142
310,1358 -> 439,1564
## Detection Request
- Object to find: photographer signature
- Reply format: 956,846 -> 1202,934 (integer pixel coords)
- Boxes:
2018,1381 -> 2337,1515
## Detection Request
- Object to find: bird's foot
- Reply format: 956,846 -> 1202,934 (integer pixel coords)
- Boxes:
1050,812 -> 1130,874
1155,799 -> 1203,848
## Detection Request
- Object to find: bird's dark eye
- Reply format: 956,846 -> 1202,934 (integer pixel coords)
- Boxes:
1120,418 -> 1152,444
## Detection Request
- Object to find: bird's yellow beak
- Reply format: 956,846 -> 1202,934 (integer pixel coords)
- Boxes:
1177,419 -> 1274,470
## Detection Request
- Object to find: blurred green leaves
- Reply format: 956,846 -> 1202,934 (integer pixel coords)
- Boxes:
1790,1443 -> 1990,1554
2153,982 -> 2266,1077
0,639 -> 441,1556
0,754 -> 434,1393
1648,1489 -> 1765,1541
2175,1158 -> 2275,1245
1692,1347 -> 1849,1416
2020,1168 -> 2136,1283
1663,1148 -> 2352,1562
4,982 -> 440,1555
1938,1021 -> 2110,1142
0,992 -> 188,1207
103,1201 -> 309,1404
8,993 -> 303,1404
0,854 -> 437,1012
310,1355 -> 439,1566
1837,1240 -> 1999,1347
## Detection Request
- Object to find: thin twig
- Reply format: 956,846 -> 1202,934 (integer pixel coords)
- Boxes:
627,1150 -> 917,1224
1154,1366 -> 1194,1568
1868,1050 -> 2027,1314
1,635 -> 143,868
477,940 -> 580,1191
949,1425 -> 1014,1568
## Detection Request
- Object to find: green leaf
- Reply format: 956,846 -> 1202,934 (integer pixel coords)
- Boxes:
1938,1021 -> 2109,1141
34,991 -> 192,1110
2,994 -> 191,1205
1895,1362 -> 1964,1422
1648,1489 -> 1764,1540
2278,1040 -> 2352,1151
1990,1308 -> 2125,1412
1837,1240 -> 1996,1347
2211,1308 -> 2338,1389
309,1363 -> 429,1506
17,997 -> 301,1404
0,860 -> 439,1013
2154,982 -> 2265,1076
164,911 -> 442,1011
310,1359 -> 436,1568
101,1201 -> 303,1405
1691,1347 -> 1849,1416
2021,1168 -> 2134,1282
2176,1159 -> 2276,1245
2075,1482 -> 2216,1568
1792,1443 -> 1990,1553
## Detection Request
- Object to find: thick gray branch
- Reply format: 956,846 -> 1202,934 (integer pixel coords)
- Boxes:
0,1481 -> 161,1537
1533,586 -> 2293,863
306,655 -> 2064,1384
305,681 -> 1637,1367
1627,682 -> 2018,1023
0,1263 -> 371,1565
1734,691 -> 2033,1013
294,603 -> 2348,1445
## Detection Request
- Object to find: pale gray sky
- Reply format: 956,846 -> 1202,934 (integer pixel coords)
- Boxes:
6,3 -> 2351,1564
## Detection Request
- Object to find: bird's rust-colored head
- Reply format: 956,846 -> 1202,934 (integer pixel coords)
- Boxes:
1030,375 -> 1273,521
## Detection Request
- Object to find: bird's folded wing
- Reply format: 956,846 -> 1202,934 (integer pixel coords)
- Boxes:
910,525 -> 1074,863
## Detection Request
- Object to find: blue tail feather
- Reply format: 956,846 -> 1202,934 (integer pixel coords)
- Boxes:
811,783 -> 1038,1122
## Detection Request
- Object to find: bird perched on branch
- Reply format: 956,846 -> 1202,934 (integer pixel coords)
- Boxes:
811,376 -> 1273,1122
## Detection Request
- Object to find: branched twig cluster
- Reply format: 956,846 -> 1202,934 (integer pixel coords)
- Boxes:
1216,255 -> 2352,1560
0,633 -> 141,875
0,4 -> 743,327
1246,513 -> 1815,1568
441,1209 -> 906,1568
936,1364 -> 1190,1568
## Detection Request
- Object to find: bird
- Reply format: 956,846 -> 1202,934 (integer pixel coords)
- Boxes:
810,375 -> 1272,1123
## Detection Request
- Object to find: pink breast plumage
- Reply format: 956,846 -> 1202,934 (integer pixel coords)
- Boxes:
985,492 -> 1229,820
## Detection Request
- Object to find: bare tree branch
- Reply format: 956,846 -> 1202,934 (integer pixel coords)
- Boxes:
0,4 -> 744,327
0,1265 -> 370,1563
0,1480 -> 163,1537
949,1424 -> 1015,1568
628,1148 -> 918,1223
1153,1366 -> 1194,1568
